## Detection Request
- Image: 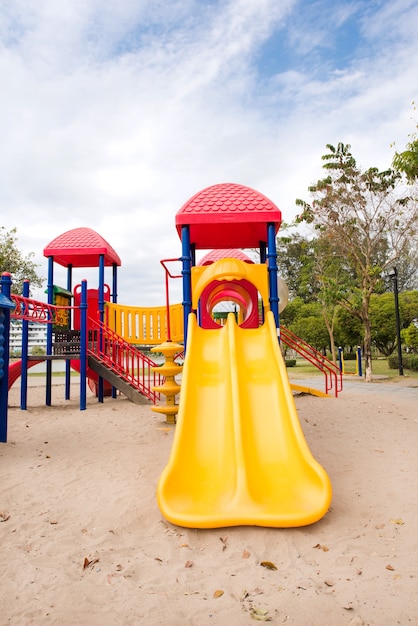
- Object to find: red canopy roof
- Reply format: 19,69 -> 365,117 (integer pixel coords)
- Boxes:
175,183 -> 282,249
43,227 -> 121,268
198,249 -> 254,266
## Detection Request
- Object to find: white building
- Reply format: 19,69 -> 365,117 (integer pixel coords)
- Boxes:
9,321 -> 47,356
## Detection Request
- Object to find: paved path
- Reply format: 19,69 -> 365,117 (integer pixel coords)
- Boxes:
289,373 -> 418,400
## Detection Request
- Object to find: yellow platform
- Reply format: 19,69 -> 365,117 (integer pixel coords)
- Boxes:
157,312 -> 332,528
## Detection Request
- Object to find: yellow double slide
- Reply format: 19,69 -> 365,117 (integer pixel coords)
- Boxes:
157,311 -> 332,528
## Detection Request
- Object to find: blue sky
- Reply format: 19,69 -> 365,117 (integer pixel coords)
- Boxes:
1,0 -> 417,305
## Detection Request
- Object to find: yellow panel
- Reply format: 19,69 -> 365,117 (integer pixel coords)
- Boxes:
191,259 -> 270,310
157,312 -> 332,528
104,302 -> 184,344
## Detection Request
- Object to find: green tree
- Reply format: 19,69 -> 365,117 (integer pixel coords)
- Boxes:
276,233 -> 318,301
0,227 -> 43,294
392,103 -> 418,183
296,143 -> 418,382
281,298 -> 330,353
402,323 -> 418,353
334,307 -> 363,350
369,293 -> 397,356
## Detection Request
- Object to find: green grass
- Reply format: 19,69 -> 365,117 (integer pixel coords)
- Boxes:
289,356 -> 418,380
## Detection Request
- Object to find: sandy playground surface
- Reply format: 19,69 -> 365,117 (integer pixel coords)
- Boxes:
1,374 -> 418,626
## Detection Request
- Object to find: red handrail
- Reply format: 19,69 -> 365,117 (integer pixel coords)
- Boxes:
10,294 -> 73,324
87,317 -> 163,403
280,325 -> 343,397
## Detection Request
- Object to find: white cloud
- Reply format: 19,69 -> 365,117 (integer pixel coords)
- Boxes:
1,0 -> 417,306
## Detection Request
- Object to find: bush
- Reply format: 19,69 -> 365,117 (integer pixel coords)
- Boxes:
285,359 -> 297,368
388,353 -> 418,372
407,355 -> 418,371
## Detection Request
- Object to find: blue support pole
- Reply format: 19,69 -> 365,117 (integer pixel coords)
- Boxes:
112,263 -> 118,304
111,263 -> 118,398
65,265 -> 73,400
0,272 -> 16,443
338,347 -> 343,372
181,225 -> 192,352
357,346 -> 363,377
46,256 -> 54,406
267,223 -> 279,332
97,254 -> 105,402
79,280 -> 87,410
20,280 -> 30,410
259,241 -> 267,264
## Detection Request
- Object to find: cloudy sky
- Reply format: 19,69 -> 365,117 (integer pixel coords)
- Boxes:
1,0 -> 417,306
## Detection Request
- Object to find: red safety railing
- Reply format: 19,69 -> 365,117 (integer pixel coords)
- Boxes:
10,294 -> 72,325
87,317 -> 163,403
280,325 -> 343,397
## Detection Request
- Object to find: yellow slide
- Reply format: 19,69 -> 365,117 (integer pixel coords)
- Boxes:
157,312 -> 332,528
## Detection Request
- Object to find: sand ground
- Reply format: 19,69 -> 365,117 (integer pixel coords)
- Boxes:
1,374 -> 417,626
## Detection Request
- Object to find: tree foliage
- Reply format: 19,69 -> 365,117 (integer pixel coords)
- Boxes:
392,103 -> 418,183
0,227 -> 44,294
295,142 -> 418,381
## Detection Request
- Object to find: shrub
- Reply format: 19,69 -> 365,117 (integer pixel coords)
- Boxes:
387,353 -> 418,371
285,359 -> 297,368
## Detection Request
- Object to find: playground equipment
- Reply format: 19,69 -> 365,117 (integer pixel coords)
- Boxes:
150,342 -> 183,423
157,183 -> 333,528
338,346 -> 363,377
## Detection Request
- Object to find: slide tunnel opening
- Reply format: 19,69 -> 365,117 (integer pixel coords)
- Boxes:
198,278 -> 260,329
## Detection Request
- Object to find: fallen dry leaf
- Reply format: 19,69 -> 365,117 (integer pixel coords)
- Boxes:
213,589 -> 224,598
260,561 -> 277,571
220,536 -> 228,551
386,564 -> 395,571
313,543 -> 329,552
249,607 -> 272,621
324,580 -> 335,587
0,511 -> 10,522
390,518 -> 404,525
184,560 -> 194,568
83,557 -> 99,570
242,549 -> 250,559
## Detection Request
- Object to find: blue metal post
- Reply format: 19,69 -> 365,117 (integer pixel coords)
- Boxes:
97,254 -> 105,402
259,241 -> 267,264
181,225 -> 192,352
111,263 -> 117,398
112,263 -> 118,304
20,280 -> 30,410
357,346 -> 362,377
267,223 -> 279,332
0,272 -> 16,442
46,256 -> 54,406
65,265 -> 73,400
79,280 -> 87,410
338,347 -> 343,372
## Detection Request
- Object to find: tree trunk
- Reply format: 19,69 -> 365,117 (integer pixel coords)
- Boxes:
363,312 -> 373,382
323,307 -> 337,364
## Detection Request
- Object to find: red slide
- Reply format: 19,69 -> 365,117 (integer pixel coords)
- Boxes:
8,360 -> 43,390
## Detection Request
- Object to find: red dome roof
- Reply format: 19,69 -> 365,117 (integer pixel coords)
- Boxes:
43,227 -> 121,268
198,249 -> 254,266
176,183 -> 281,249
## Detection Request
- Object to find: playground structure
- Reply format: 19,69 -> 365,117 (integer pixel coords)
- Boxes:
156,183 -> 335,528
0,183 -> 342,528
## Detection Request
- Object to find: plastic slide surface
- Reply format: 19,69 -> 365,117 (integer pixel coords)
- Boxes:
157,312 -> 332,528
8,360 -> 42,389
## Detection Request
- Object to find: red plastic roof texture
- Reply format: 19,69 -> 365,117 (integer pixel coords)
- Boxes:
43,227 -> 122,268
198,249 -> 254,266
175,183 -> 281,248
